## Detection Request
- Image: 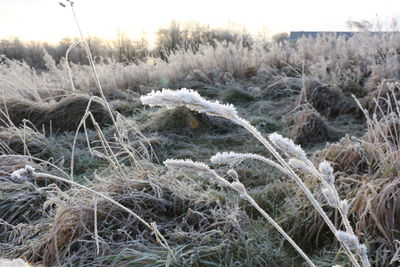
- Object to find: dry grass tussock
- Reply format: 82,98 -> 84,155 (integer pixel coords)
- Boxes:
0,94 -> 112,133
298,79 -> 357,118
284,105 -> 342,146
307,84 -> 400,265
0,126 -> 49,157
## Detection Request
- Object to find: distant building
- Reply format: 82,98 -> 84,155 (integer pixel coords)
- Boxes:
288,31 -> 399,41
289,31 -> 355,40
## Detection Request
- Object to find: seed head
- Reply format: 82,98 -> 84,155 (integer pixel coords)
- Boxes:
288,158 -> 310,172
227,169 -> 239,181
339,200 -> 350,216
336,230 -> 360,251
319,161 -> 334,176
230,181 -> 249,199
268,133 -> 307,161
164,159 -> 230,187
358,244 -> 368,255
322,188 -> 338,208
10,165 -> 35,183
319,161 -> 335,184
210,152 -> 245,166
141,88 -> 238,119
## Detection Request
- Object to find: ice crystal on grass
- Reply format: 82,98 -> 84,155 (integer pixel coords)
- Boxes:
268,133 -> 307,161
288,158 -> 310,172
230,181 -> 248,199
319,161 -> 334,176
319,161 -> 335,184
141,88 -> 239,119
339,200 -> 350,216
164,159 -> 231,187
336,230 -> 360,251
227,169 -> 239,181
322,188 -> 339,208
164,159 -> 248,199
10,165 -> 35,183
0,258 -> 31,267
210,151 -> 286,174
210,152 -> 247,166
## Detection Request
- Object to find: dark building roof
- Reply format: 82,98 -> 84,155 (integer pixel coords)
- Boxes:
289,31 -> 355,40
289,31 -> 400,40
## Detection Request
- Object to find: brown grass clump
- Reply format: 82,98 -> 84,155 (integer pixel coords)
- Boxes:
310,89 -> 400,265
262,76 -> 302,99
347,176 -> 400,263
315,135 -> 375,175
363,82 -> 400,117
0,127 -> 49,157
299,79 -> 356,118
142,106 -> 233,136
363,118 -> 400,156
42,205 -> 95,265
285,106 -> 342,146
0,95 -> 112,134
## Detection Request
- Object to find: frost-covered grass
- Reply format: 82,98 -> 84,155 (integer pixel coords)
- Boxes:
1,32 -> 400,266
141,88 -> 370,266
1,32 -> 400,102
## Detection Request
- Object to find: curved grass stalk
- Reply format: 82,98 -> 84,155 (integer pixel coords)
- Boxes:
141,88 -> 365,266
235,118 -> 361,267
210,151 -> 290,175
164,159 -> 316,266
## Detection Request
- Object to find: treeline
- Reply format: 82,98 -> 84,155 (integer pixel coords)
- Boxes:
0,21 -> 253,69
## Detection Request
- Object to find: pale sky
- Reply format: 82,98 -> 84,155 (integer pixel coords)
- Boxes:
1,0 -> 400,43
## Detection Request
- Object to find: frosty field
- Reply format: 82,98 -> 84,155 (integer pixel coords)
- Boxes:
1,29 -> 400,266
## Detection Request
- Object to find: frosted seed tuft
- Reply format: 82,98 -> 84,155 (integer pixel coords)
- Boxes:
268,133 -> 307,161
210,152 -> 245,167
336,230 -> 360,251
322,188 -> 338,208
339,200 -> 350,216
10,165 -> 35,183
227,169 -> 239,181
288,158 -> 310,172
319,161 -> 334,176
164,159 -> 231,187
230,181 -> 248,199
141,88 -> 238,119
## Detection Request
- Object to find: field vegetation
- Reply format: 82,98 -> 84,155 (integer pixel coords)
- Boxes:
1,21 -> 400,266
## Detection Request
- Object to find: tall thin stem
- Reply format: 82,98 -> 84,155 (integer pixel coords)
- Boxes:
245,194 -> 316,266
66,2 -> 120,137
233,118 -> 362,267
